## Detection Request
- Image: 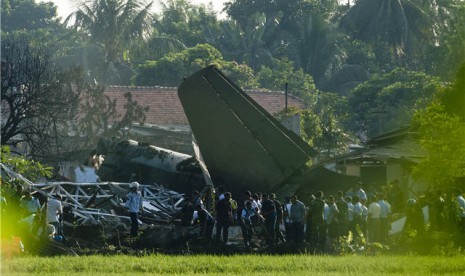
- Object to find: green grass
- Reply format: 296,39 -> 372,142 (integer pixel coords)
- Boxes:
2,255 -> 465,275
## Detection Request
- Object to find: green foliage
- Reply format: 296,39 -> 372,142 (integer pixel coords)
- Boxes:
133,43 -> 257,88
412,101 -> 465,189
65,0 -> 153,84
348,68 -> 442,137
441,62 -> 465,120
257,58 -> 318,103
1,0 -> 61,34
1,146 -> 53,182
154,0 -> 221,47
275,105 -> 349,156
217,61 -> 259,89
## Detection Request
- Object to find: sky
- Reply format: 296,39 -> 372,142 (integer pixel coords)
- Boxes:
39,0 -> 229,21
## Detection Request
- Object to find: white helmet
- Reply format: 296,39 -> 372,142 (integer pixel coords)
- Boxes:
130,182 -> 139,189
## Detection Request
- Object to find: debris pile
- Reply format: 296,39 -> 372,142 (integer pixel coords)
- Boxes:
1,163 -> 187,245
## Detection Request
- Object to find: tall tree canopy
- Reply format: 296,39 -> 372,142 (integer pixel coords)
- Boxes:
1,36 -> 147,163
1,0 -> 61,33
65,0 -> 153,84
348,68 -> 442,137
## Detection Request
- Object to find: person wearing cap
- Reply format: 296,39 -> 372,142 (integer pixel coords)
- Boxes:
46,194 -> 63,236
125,182 -> 143,237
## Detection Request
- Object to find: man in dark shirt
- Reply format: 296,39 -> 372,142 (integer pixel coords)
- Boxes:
270,193 -> 286,244
195,204 -> 214,240
215,192 -> 233,244
261,194 -> 276,245
336,191 -> 348,238
309,191 -> 325,247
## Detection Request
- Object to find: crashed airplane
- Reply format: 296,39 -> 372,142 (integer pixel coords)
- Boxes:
178,66 -> 317,195
96,139 -> 206,195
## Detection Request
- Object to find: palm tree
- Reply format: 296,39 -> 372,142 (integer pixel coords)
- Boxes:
285,13 -> 346,87
215,12 -> 283,70
339,0 -> 431,59
65,0 -> 153,84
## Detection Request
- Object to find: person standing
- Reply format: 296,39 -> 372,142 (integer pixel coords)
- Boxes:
20,191 -> 41,218
195,204 -> 214,240
290,195 -> 306,245
46,194 -> 63,236
346,196 -> 354,238
453,189 -> 465,233
270,193 -> 286,244
305,193 -> 315,243
309,191 -> 325,247
352,196 -> 363,236
356,182 -> 368,203
283,196 -> 292,242
260,194 -> 276,245
215,192 -> 233,244
404,198 -> 425,236
367,195 -> 381,243
335,191 -> 348,238
326,195 -> 339,247
377,193 -> 391,242
125,182 -> 143,237
240,200 -> 256,247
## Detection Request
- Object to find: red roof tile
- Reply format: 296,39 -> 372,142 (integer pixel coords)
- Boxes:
104,86 -> 307,126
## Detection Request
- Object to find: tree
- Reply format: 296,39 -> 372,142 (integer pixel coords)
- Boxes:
1,36 -> 148,164
425,1 -> 465,80
256,58 -> 318,103
213,12 -> 283,71
133,43 -> 258,88
284,12 -> 347,87
1,0 -> 61,33
1,37 -> 79,153
153,0 -> 221,48
441,63 -> 465,120
339,0 -> 433,68
413,101 -> 465,191
347,68 -> 442,137
65,0 -> 154,84
275,105 -> 349,157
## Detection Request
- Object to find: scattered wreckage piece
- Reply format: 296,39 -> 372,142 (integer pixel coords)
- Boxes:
96,139 -> 206,194
2,163 -> 187,242
29,182 -> 185,230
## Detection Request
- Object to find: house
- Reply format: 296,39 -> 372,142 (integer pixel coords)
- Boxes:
104,85 -> 307,154
296,126 -> 427,206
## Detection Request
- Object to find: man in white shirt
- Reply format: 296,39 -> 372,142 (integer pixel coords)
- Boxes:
454,189 -> 465,233
377,193 -> 391,242
368,195 -> 381,243
20,191 -> 41,217
125,182 -> 143,237
356,182 -> 367,202
47,194 -> 63,235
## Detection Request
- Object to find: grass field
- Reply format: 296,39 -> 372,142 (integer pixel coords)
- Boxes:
2,255 -> 465,275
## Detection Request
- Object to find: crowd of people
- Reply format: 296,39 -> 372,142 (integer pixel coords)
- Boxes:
2,180 -> 464,255
188,183 -> 465,250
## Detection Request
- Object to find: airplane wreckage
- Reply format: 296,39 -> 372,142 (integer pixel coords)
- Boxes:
3,66 -> 352,254
98,65 -> 320,196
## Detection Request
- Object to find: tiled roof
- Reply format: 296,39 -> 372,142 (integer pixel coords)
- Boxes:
104,86 -> 307,126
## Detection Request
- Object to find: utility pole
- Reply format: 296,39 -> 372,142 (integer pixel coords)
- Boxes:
285,82 -> 288,113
